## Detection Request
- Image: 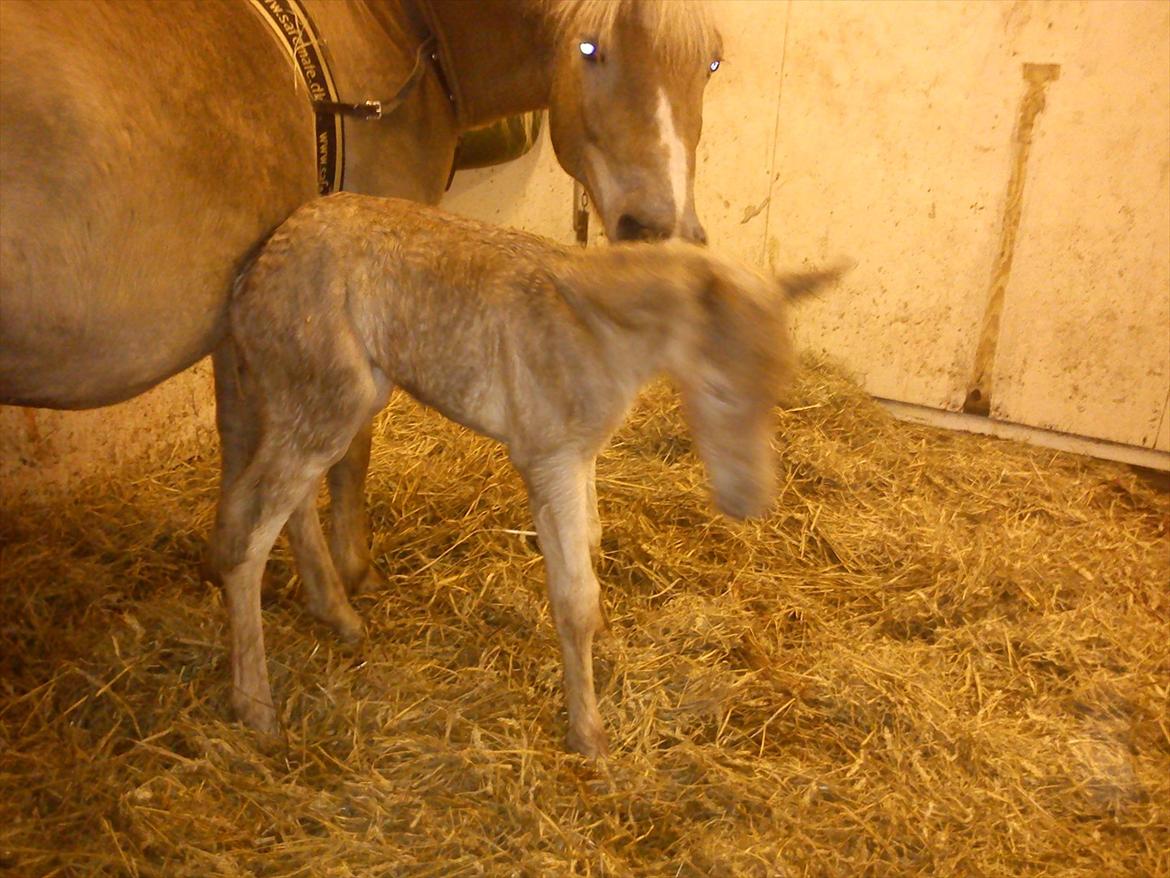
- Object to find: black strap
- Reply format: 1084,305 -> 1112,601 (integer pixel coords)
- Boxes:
313,36 -> 439,121
248,0 -> 345,193
250,0 -> 444,193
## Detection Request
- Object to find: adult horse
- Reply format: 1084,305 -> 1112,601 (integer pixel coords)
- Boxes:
0,0 -> 720,597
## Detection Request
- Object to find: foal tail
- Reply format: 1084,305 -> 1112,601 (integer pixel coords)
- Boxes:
777,258 -> 854,302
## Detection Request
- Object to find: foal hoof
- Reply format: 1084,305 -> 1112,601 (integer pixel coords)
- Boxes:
566,725 -> 610,759
331,604 -> 366,644
233,695 -> 279,738
350,565 -> 388,596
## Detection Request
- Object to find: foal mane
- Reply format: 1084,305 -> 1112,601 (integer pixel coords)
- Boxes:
532,0 -> 717,66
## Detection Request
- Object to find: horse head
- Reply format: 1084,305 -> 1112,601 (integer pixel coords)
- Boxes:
544,1 -> 720,244
674,256 -> 847,520
672,257 -> 789,520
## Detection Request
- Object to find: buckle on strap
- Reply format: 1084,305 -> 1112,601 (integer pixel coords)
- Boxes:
314,99 -> 383,120
313,36 -> 438,122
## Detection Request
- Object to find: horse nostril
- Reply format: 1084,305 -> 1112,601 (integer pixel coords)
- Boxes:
616,214 -> 669,242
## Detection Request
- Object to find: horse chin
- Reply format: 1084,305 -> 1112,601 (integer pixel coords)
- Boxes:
614,213 -> 673,243
710,469 -> 774,521
713,491 -> 770,522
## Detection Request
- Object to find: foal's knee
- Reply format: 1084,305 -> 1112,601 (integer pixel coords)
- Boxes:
552,574 -> 604,642
211,490 -> 262,574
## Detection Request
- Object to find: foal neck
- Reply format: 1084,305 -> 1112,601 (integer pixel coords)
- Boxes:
421,0 -> 553,128
559,244 -> 705,388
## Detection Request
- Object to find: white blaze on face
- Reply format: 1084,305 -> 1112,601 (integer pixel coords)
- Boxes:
656,88 -> 688,226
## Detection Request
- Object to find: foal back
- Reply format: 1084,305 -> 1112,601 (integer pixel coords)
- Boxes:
232,194 -> 587,444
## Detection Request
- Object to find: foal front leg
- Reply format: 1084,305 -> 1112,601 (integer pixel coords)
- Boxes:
525,458 -> 608,757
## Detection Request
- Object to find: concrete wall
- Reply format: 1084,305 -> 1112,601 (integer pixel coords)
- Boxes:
431,0 -> 1170,453
442,128 -> 576,244
4,0 -> 1167,500
763,0 -> 1169,452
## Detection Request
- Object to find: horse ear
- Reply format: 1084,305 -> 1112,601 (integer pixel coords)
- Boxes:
696,263 -> 743,351
775,258 -> 854,303
698,268 -> 721,314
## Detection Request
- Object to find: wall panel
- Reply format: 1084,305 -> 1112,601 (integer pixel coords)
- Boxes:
989,1 -> 1170,448
762,1 -> 1024,409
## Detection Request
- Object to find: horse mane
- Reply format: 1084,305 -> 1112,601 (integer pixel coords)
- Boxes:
532,0 -> 718,66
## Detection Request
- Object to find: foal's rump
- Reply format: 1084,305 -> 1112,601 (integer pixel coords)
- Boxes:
230,236 -> 390,466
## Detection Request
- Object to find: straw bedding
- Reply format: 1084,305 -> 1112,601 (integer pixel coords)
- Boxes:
1,356 -> 1167,877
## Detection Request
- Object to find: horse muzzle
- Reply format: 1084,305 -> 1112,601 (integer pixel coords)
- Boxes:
613,211 -> 707,245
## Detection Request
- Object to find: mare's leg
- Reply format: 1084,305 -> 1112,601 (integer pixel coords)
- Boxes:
523,457 -> 609,757
284,491 -> 364,641
212,444 -> 324,735
325,420 -> 386,594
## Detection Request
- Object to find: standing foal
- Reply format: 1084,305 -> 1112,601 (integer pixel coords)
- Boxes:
214,193 -> 841,756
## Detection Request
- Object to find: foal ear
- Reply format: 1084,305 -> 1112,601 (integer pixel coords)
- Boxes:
696,262 -> 750,350
776,258 -> 854,303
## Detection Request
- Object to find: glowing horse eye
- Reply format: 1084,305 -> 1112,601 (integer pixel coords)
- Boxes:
709,59 -> 721,73
579,41 -> 598,59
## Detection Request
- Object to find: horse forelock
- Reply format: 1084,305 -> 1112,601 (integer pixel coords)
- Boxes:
535,0 -> 717,66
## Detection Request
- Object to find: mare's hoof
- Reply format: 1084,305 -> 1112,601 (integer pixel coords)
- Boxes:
566,725 -> 610,759
351,565 -> 388,596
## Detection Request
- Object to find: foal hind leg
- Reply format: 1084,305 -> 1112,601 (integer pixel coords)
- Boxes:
212,342 -> 257,488
205,342 -> 260,584
285,491 -> 364,641
586,456 -> 601,561
212,446 -> 325,735
220,295 -> 386,731
279,329 -> 388,610
325,420 -> 387,595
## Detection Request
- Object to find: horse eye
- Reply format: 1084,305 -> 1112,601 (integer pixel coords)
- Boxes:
579,40 -> 599,61
709,59 -> 721,74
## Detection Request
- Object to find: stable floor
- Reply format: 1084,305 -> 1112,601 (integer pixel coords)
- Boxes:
1,359 -> 1166,877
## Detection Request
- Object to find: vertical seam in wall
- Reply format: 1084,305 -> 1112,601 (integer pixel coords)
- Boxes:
1154,386 -> 1170,451
963,62 -> 1060,415
1157,292 -> 1170,448
760,0 -> 793,268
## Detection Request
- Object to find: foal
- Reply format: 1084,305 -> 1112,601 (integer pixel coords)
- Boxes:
214,193 -> 841,756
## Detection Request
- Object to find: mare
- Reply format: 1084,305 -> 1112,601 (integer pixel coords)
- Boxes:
218,193 -> 843,755
0,0 -> 721,590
